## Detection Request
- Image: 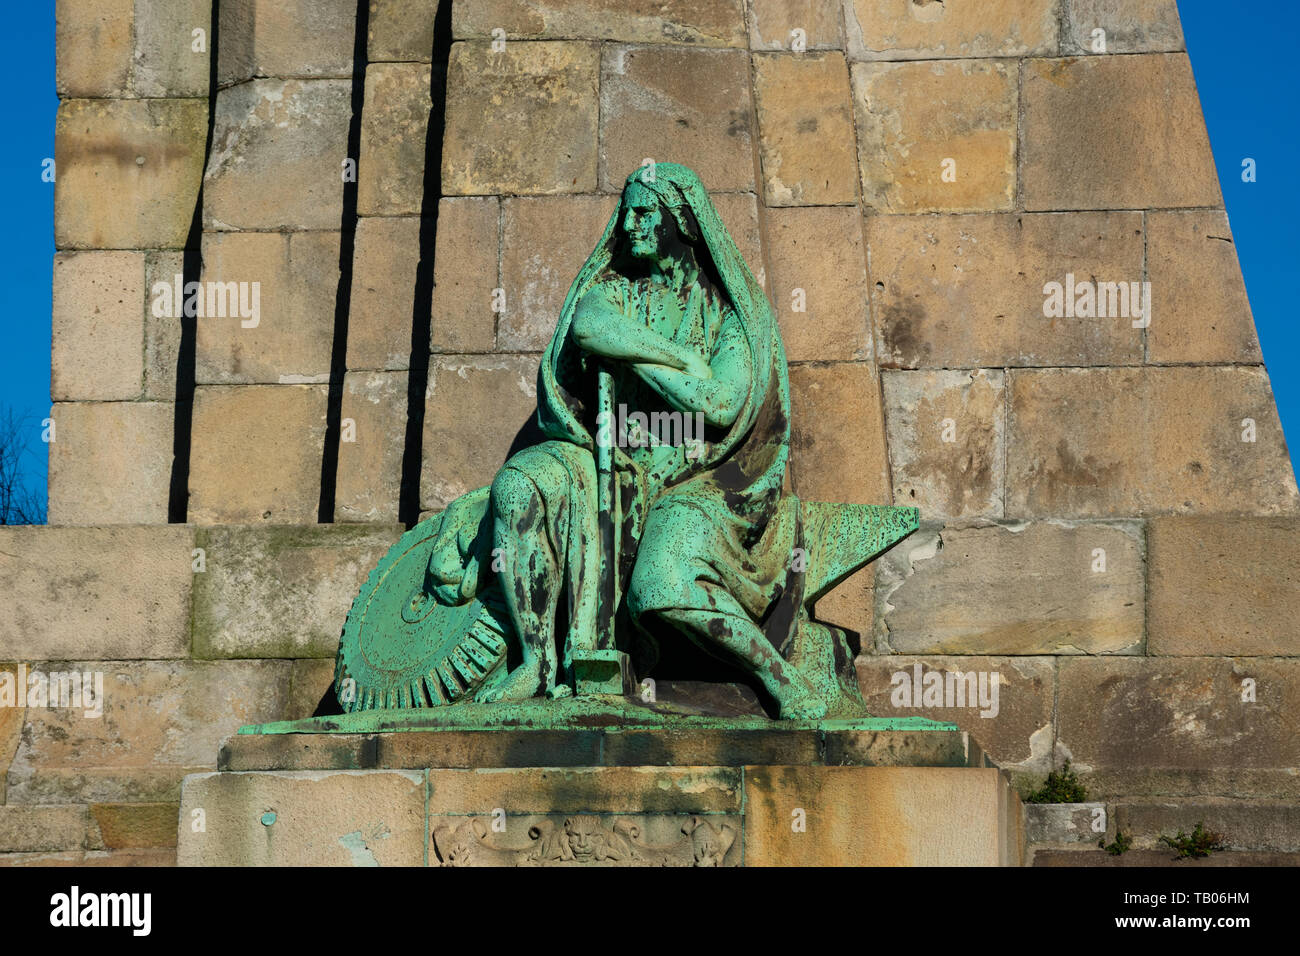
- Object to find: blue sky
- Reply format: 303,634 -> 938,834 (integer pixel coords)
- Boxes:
1,1 -> 1296,518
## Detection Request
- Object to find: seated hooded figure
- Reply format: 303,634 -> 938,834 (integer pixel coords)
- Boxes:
406,163 -> 838,719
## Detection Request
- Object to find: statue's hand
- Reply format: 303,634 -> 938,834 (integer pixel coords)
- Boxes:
424,487 -> 493,605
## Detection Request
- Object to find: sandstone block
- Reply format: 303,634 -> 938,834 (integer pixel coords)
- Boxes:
192,524 -> 402,659
348,216 -> 422,370
334,371 -> 410,523
1147,210 -> 1261,365
289,659 -> 336,721
217,0 -> 356,84
1022,55 -> 1220,210
428,766 -> 743,814
753,52 -> 857,206
844,0 -> 1057,60
1024,802 -> 1107,846
1065,0 -> 1184,54
189,384 -> 329,524
134,0 -> 213,97
812,564 -> 873,637
55,98 -> 207,249
422,354 -> 540,511
1006,367 -> 1299,517
369,0 -> 438,61
195,231 -> 340,385
1113,799 -> 1300,852
144,251 -> 185,400
868,212 -> 1145,368
600,45 -> 754,192
711,192 -> 765,284
857,655 -> 1056,781
443,41 -> 599,195
0,663 -> 22,803
1057,658 -> 1300,799
873,520 -> 1144,655
51,251 -> 146,402
56,0 -> 132,97
0,806 -> 88,853
882,369 -> 1004,518
358,63 -> 432,217
47,401 -> 174,525
851,59 -> 1016,213
89,803 -> 179,849
788,362 -> 890,505
453,0 -> 747,46
748,0 -> 843,50
179,770 -> 426,865
1148,517 -> 1300,656
7,661 -> 293,804
765,206 -> 869,360
0,525 -> 194,660
431,197 -> 499,353
500,196 -> 619,351
204,79 -> 351,231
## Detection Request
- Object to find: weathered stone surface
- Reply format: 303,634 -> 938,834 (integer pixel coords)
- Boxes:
874,521 -> 1144,655
752,53 -> 857,206
358,64 -> 432,217
197,231 -> 338,383
1065,0 -> 1184,54
0,806 -> 88,853
0,848 -> 176,867
453,0 -> 747,46
1113,799 -> 1300,852
144,251 -> 184,400
812,564 -> 872,637
1147,210 -> 1261,365
600,45 -> 754,192
744,766 -> 1018,865
289,659 -> 335,721
851,59 -> 1016,213
0,526 -> 194,660
1006,367 -> 1300,517
0,663 -> 23,804
1023,55 -> 1220,211
55,98 -> 207,249
429,766 -> 742,813
369,0 -> 438,61
179,770 -> 426,865
193,524 -> 402,659
422,355 -> 540,511
348,216 -> 422,370
857,655 -> 1056,783
189,384 -> 329,524
217,0 -> 355,84
711,192 -> 764,284
134,0 -> 212,97
335,372 -> 410,523
748,0 -> 843,50
844,0 -> 1057,60
1056,658 -> 1300,800
1024,802 -> 1106,846
89,803 -> 179,849
500,196 -> 620,351
443,41 -> 599,195
196,231 -> 339,385
882,369 -> 1004,519
8,661 -> 293,804
47,401 -> 174,525
51,251 -> 146,402
205,79 -> 350,231
431,197 -> 499,353
788,362 -> 890,505
869,212 -> 1145,368
767,207 -> 869,360
1148,517 -> 1300,657
56,0 -> 132,97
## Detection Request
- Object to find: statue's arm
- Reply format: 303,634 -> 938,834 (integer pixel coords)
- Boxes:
570,287 -> 709,377
631,312 -> 750,429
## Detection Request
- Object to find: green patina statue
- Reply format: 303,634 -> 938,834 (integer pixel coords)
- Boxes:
326,163 -> 919,726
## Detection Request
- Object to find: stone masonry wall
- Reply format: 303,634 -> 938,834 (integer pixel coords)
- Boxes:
3,0 -> 1298,863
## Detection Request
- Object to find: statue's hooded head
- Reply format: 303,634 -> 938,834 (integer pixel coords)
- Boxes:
618,164 -> 704,264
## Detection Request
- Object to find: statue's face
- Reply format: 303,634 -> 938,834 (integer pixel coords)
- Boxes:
621,183 -> 668,260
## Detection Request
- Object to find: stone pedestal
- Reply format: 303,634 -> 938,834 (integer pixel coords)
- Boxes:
178,723 -> 1024,866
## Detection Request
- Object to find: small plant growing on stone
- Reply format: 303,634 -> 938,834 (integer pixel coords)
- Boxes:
1158,822 -> 1225,860
1025,760 -> 1088,803
1099,830 -> 1132,856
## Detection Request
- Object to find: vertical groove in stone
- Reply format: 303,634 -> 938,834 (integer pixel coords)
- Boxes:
398,0 -> 454,527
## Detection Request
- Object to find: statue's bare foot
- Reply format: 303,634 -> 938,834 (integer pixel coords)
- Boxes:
475,660 -> 548,703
